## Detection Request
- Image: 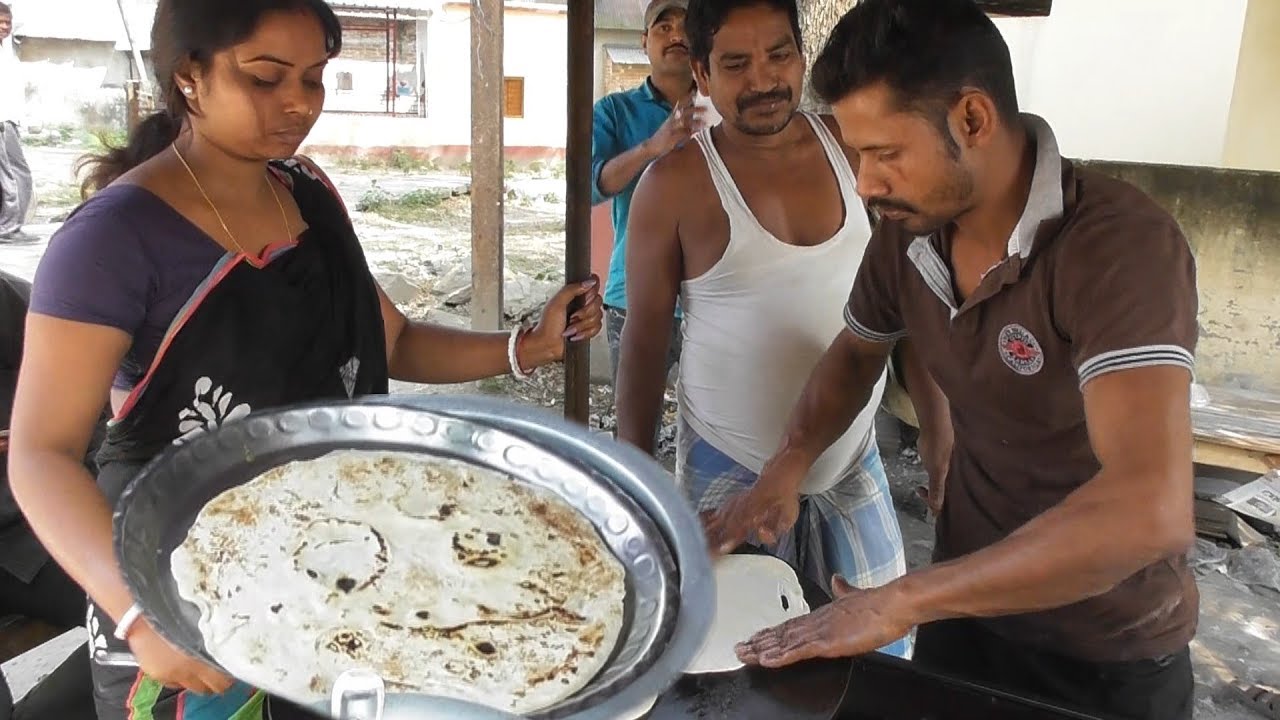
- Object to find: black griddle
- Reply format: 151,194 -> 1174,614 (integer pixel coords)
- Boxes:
645,546 -> 850,720
646,546 -> 1110,720
837,653 -> 1111,720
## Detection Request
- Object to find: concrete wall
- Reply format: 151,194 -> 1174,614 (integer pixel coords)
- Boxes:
993,0 -> 1249,167
306,5 -> 568,160
12,38 -> 127,129
324,58 -> 419,115
1221,0 -> 1280,172
422,4 -> 567,151
1081,160 -> 1280,395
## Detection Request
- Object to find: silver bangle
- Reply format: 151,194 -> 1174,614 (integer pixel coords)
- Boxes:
507,325 -> 533,381
113,603 -> 143,642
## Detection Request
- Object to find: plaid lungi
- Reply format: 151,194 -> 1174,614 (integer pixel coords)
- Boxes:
676,415 -> 913,658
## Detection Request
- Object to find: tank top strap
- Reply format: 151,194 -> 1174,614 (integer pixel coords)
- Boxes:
692,126 -> 756,228
799,111 -> 859,202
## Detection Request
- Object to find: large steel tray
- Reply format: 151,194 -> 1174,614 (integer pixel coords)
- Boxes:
111,397 -> 715,720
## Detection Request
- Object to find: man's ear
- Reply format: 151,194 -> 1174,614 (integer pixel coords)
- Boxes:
693,61 -> 710,96
950,90 -> 999,150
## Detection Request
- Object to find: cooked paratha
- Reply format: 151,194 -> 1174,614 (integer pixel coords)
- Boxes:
171,450 -> 627,714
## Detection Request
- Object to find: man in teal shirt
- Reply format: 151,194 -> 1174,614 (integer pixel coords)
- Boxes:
592,0 -> 706,381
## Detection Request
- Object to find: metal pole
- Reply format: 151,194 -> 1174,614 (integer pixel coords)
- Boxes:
385,11 -> 393,114
563,0 -> 594,424
115,0 -> 149,102
470,0 -> 505,332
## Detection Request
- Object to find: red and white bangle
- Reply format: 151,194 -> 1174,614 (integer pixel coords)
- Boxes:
113,603 -> 143,641
507,325 -> 534,381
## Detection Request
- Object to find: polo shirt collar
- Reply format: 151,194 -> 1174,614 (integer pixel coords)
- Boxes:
905,113 -> 1068,318
640,76 -> 697,110
1008,113 -> 1065,259
640,77 -> 671,109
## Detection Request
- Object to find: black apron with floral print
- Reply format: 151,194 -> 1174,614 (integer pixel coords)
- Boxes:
86,158 -> 388,720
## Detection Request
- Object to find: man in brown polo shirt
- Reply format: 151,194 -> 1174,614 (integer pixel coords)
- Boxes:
708,1 -> 1199,718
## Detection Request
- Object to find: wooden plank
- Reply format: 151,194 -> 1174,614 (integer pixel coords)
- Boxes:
470,0 -> 504,331
1194,440 -> 1277,476
563,0 -> 594,424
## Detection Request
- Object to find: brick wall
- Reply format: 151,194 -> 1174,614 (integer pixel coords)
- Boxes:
603,57 -> 649,95
340,17 -> 416,64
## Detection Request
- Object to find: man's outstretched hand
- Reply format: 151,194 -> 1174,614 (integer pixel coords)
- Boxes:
735,576 -> 915,668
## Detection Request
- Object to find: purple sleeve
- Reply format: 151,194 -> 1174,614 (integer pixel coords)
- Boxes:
29,200 -> 151,337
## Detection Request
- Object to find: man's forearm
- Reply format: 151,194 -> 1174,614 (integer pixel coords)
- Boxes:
898,469 -> 1193,624
776,335 -> 890,475
899,339 -> 949,438
615,334 -> 670,455
597,142 -> 659,199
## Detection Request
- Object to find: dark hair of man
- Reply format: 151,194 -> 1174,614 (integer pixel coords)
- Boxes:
686,0 -> 803,70
0,3 -> 11,17
811,0 -> 1019,156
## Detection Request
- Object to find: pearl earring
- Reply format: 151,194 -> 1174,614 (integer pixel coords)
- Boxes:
182,87 -> 194,96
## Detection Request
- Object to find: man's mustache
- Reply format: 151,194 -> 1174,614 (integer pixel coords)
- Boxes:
868,198 -> 920,215
737,88 -> 792,112
665,42 -> 688,53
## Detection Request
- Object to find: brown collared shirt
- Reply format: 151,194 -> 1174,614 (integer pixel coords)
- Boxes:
846,116 -> 1198,662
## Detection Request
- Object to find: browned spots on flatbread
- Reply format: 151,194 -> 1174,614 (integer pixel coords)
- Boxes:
325,630 -> 366,658
383,656 -> 406,681
259,466 -> 288,483
525,649 -> 582,688
529,499 -> 607,569
373,456 -> 403,475
517,580 -> 567,606
451,531 -> 507,568
578,621 -> 605,648
408,605 -> 588,641
338,460 -> 373,484
525,622 -> 606,689
203,494 -> 258,526
309,676 -> 326,694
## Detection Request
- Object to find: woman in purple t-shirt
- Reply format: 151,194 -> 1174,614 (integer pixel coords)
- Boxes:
5,1 -> 602,719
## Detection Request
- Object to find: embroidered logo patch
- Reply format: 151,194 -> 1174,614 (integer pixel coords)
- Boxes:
998,323 -> 1044,376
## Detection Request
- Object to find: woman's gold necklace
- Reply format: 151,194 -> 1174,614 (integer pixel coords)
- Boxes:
172,143 -> 291,257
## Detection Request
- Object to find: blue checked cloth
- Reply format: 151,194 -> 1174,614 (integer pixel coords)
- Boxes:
676,415 -> 914,658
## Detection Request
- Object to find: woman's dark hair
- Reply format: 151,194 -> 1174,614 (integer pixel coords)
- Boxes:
811,0 -> 1018,146
80,0 -> 342,196
686,0 -> 803,70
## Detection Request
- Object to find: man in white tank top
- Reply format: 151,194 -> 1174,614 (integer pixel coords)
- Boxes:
614,0 -> 910,658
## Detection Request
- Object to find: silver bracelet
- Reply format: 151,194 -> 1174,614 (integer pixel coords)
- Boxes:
113,603 -> 143,641
507,325 -> 533,381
